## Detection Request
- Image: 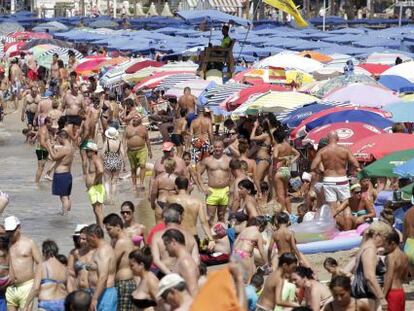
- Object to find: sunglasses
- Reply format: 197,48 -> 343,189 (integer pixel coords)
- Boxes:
120,211 -> 132,215
353,191 -> 362,195
161,289 -> 171,300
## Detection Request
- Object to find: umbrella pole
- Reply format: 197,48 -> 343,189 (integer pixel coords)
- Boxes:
322,0 -> 326,31
237,0 -> 261,60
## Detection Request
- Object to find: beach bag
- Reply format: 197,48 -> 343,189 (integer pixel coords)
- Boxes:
103,141 -> 123,172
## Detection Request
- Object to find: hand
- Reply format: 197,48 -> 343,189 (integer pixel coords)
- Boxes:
90,298 -> 98,311
207,240 -> 215,251
380,298 -> 388,311
203,188 -> 210,196
253,120 -> 259,127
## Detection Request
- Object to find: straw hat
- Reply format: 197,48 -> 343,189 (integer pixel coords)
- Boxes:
105,127 -> 119,140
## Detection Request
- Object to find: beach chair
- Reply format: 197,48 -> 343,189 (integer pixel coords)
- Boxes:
199,40 -> 235,79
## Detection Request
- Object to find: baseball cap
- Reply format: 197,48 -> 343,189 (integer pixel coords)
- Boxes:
73,224 -> 88,236
162,142 -> 174,152
4,216 -> 20,231
85,141 -> 98,152
157,273 -> 185,298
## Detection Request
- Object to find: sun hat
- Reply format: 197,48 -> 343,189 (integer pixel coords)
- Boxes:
73,224 -> 88,236
162,141 -> 174,152
105,127 -> 119,140
4,216 -> 20,231
157,274 -> 185,298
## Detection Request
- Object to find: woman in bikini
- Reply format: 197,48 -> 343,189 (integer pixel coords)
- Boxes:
120,201 -> 146,248
102,127 -> 125,204
129,247 -> 160,310
37,240 -> 67,311
272,129 -> 300,214
250,119 -> 273,183
238,179 -> 261,222
232,216 -> 268,283
291,266 -> 331,311
323,275 -> 370,311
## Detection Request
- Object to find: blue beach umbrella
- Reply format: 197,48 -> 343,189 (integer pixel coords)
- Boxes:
393,157 -> 414,178
383,101 -> 414,122
305,110 -> 394,132
379,75 -> 414,92
280,103 -> 333,129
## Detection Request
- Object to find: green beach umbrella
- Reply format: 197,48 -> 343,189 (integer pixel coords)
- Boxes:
359,149 -> 414,179
400,182 -> 414,201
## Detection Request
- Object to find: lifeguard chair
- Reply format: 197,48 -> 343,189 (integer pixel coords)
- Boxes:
198,40 -> 235,79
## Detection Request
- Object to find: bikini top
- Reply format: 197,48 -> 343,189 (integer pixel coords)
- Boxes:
131,297 -> 157,308
40,263 -> 65,286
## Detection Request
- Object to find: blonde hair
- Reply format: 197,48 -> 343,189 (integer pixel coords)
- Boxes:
365,221 -> 392,238
164,158 -> 176,173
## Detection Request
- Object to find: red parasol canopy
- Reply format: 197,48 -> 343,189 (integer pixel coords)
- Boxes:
125,60 -> 163,74
75,57 -> 110,76
8,31 -> 52,40
350,133 -> 414,162
357,63 -> 391,75
133,71 -> 195,92
223,83 -> 287,111
303,122 -> 385,149
290,106 -> 392,139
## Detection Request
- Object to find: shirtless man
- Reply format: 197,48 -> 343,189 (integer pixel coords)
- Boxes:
50,54 -> 59,82
35,117 -> 52,183
103,214 -> 136,311
403,197 -> 414,280
162,229 -> 199,297
124,114 -> 152,193
360,177 -> 377,204
85,224 -> 118,311
21,86 -> 41,132
84,141 -> 105,228
197,140 -> 231,225
79,108 -> 97,175
9,58 -> 23,111
46,130 -> 74,215
5,216 -> 42,311
383,230 -> 408,311
177,87 -> 197,123
67,225 -> 95,293
62,83 -> 84,142
311,131 -> 360,217
166,176 -> 213,242
256,253 -> 299,311
190,107 -> 213,163
151,158 -> 178,223
152,142 -> 187,177
171,108 -> 187,157
150,207 -> 199,278
37,94 -> 52,127
333,184 -> 375,230
47,99 -> 62,134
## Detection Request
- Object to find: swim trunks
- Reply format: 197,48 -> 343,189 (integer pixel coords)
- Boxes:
386,288 -> 405,311
171,133 -> 183,147
352,210 -> 368,217
323,176 -> 350,203
97,287 -> 118,311
66,115 -> 82,126
88,184 -> 106,205
127,147 -> 148,170
186,112 -> 197,127
404,237 -> 414,265
26,111 -> 35,126
80,139 -> 93,150
36,147 -> 49,161
52,172 -> 72,196
206,186 -> 229,206
276,166 -> 291,180
108,120 -> 120,130
6,279 -> 34,308
191,137 -> 210,163
115,279 -> 136,311
38,298 -> 65,311
0,291 -> 5,311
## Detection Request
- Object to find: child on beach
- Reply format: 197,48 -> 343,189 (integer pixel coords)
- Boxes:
323,257 -> 352,281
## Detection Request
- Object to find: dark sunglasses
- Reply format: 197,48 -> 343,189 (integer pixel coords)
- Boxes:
120,211 -> 132,215
161,289 -> 171,300
353,191 -> 362,195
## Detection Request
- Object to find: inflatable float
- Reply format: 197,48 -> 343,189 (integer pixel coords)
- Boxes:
291,205 -> 367,255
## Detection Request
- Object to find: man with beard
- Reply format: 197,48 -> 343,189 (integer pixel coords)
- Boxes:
124,114 -> 152,193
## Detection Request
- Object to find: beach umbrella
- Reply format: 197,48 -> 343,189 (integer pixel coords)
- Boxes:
133,71 -> 195,91
32,21 -> 69,33
29,44 -> 60,58
400,182 -> 414,201
125,60 -> 164,74
5,41 -> 25,58
298,51 -> 332,63
0,22 -> 24,35
279,103 -> 333,128
366,52 -> 412,65
165,79 -> 212,98
314,75 -> 379,98
357,63 -> 390,76
359,149 -> 414,178
232,91 -> 319,115
36,47 -> 82,68
303,122 -> 385,149
381,61 -> 414,82
323,83 -> 401,107
351,133 -> 414,162
255,53 -> 323,73
290,106 -> 392,139
89,19 -> 119,28
223,84 -> 286,111
383,101 -> 414,122
75,56 -> 110,76
7,31 -> 52,40
393,156 -> 414,178
378,75 -> 414,92
22,38 -> 72,50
